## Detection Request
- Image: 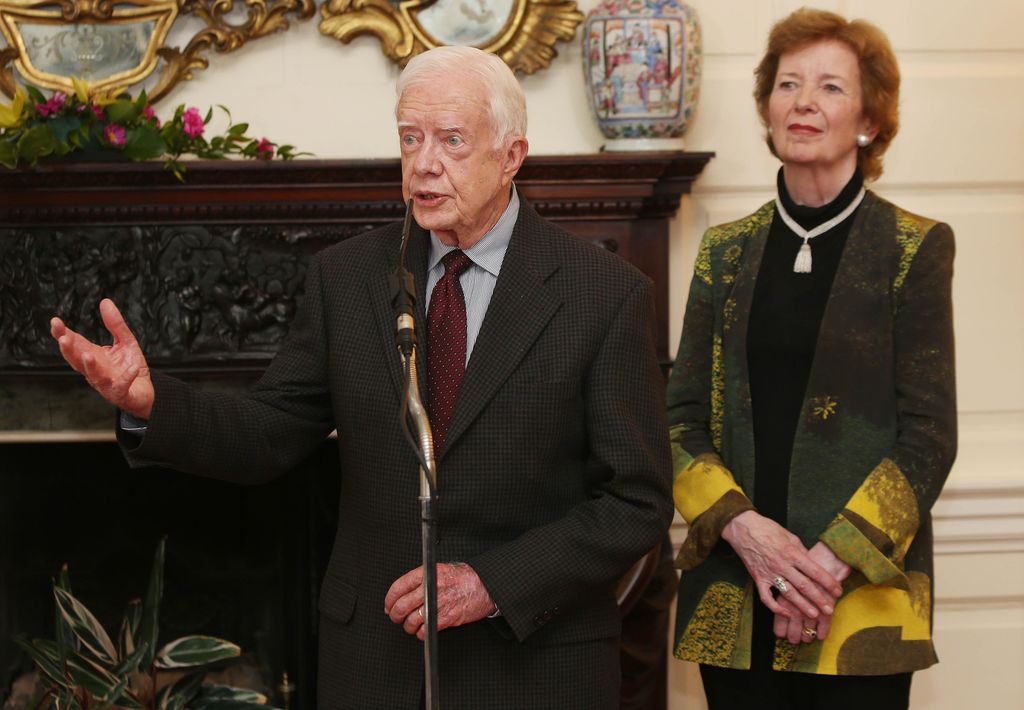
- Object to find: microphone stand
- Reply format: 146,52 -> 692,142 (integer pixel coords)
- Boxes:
391,199 -> 440,710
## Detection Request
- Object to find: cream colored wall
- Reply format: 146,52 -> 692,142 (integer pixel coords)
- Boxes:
161,1 -> 1024,707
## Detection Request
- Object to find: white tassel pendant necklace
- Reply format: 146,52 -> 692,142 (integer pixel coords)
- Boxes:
774,186 -> 866,273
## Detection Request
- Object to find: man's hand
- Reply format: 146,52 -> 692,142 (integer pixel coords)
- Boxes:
384,562 -> 497,640
50,298 -> 155,420
722,510 -> 843,621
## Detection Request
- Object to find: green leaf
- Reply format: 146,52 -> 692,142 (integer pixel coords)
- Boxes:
154,635 -> 240,669
227,123 -> 248,136
54,587 -> 118,666
17,123 -> 59,163
203,107 -> 213,124
194,685 -> 267,703
105,99 -> 139,124
65,651 -> 122,701
48,115 -> 82,143
26,85 -> 46,104
123,125 -> 166,161
53,688 -> 83,710
155,670 -> 204,710
190,684 -> 279,709
137,537 -> 165,668
14,635 -> 67,688
118,598 -> 140,660
55,565 -> 77,666
0,138 -> 17,168
114,640 -> 148,677
96,674 -> 131,710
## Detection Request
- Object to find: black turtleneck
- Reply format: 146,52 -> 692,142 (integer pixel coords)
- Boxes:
747,167 -> 864,669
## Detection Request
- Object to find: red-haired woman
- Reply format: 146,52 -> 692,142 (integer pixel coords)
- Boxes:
668,8 -> 956,709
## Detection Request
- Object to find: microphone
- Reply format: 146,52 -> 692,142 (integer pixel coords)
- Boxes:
389,198 -> 437,480
391,198 -> 417,358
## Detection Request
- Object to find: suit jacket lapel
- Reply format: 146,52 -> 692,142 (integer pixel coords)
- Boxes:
368,221 -> 431,405
441,203 -> 562,457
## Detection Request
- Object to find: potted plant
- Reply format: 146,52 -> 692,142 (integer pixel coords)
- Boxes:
0,79 -> 305,180
15,538 -> 279,709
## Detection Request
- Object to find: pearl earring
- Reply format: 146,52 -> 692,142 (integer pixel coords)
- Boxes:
857,134 -> 870,147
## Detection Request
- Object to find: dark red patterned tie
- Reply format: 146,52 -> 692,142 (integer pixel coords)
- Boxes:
427,250 -> 472,453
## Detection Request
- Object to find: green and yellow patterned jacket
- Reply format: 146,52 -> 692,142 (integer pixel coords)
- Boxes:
668,191 -> 957,675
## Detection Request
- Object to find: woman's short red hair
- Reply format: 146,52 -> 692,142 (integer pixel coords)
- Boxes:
754,8 -> 900,181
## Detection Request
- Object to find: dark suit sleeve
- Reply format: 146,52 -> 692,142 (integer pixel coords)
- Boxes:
468,278 -> 673,642
118,253 -> 335,482
819,223 -> 957,586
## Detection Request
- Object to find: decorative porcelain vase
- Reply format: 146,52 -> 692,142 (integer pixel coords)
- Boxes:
582,0 -> 702,151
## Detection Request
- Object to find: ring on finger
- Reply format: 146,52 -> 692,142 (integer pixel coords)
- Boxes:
802,627 -> 817,640
417,606 -> 424,619
771,575 -> 789,594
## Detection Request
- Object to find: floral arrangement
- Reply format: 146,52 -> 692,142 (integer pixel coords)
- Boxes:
0,79 -> 304,180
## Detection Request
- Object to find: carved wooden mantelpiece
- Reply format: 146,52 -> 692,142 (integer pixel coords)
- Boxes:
0,152 -> 712,432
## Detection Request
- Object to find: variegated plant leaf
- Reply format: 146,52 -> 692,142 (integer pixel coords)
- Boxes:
14,635 -> 67,688
193,684 -> 268,704
65,651 -> 123,700
137,537 -> 166,668
154,636 -> 240,669
52,686 -> 83,710
118,598 -> 141,659
114,640 -> 149,676
54,587 -> 118,665
190,684 -> 278,709
155,670 -> 204,710
96,674 -> 131,710
55,564 -> 77,661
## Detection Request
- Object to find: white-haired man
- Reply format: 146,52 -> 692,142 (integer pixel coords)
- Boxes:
51,46 -> 672,709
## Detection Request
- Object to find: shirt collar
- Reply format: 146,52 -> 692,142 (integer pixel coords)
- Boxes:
428,185 -> 519,276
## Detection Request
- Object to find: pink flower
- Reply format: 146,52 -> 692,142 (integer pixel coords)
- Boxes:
182,107 -> 204,138
256,137 -> 274,160
38,92 -> 68,118
104,123 -> 126,147
91,104 -> 104,120
142,104 -> 160,127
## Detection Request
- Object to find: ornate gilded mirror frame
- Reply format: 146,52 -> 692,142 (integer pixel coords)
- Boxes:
0,0 -> 315,102
318,0 -> 583,74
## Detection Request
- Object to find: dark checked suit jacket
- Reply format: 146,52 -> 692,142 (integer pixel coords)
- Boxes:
120,198 -> 674,709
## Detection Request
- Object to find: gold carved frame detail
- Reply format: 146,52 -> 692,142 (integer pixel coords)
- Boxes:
0,0 -> 314,102
318,0 -> 583,74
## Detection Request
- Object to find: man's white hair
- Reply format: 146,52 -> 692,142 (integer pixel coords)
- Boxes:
396,46 -> 527,148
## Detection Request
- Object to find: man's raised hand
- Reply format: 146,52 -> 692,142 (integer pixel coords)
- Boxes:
50,298 -> 155,420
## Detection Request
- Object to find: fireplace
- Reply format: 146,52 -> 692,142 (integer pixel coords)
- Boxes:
0,152 -> 711,709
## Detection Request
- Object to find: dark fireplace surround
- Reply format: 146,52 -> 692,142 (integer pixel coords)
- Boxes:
0,152 -> 711,709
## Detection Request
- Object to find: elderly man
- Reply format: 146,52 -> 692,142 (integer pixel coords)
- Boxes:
50,46 -> 672,709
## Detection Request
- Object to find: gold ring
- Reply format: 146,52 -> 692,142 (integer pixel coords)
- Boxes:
802,627 -> 817,639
